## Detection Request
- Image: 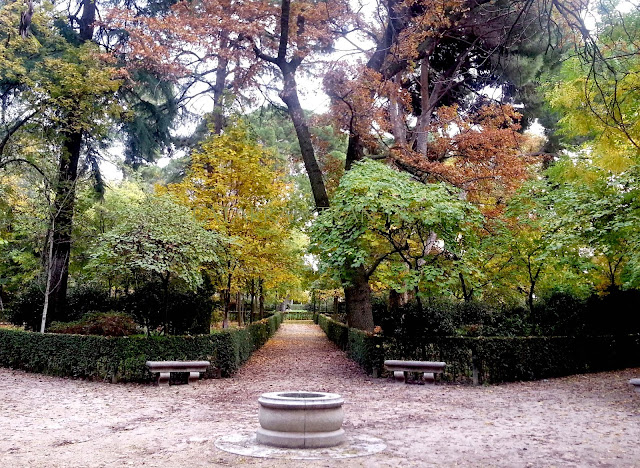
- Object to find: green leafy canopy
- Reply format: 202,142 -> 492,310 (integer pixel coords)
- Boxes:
310,160 -> 482,288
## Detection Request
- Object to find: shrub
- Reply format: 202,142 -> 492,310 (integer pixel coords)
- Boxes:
49,312 -> 140,336
5,283 -> 46,331
66,285 -> 117,320
118,281 -> 217,335
317,314 -> 384,375
0,313 -> 283,382
6,284 -> 120,331
317,312 -> 640,384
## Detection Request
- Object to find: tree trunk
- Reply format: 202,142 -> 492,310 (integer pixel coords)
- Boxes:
279,295 -> 290,312
389,76 -> 406,144
222,272 -> 232,328
42,0 -> 96,328
45,131 -> 82,324
250,279 -> 256,324
40,226 -> 54,333
415,57 -> 431,154
389,289 -> 411,309
459,272 -> 473,302
212,32 -> 229,135
237,291 -> 244,326
258,278 -> 265,320
279,70 -> 329,209
343,265 -> 374,332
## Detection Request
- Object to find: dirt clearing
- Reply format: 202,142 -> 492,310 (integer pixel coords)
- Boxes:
1,322 -> 639,467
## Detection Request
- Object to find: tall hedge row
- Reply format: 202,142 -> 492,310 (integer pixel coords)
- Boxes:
315,314 -> 384,375
316,314 -> 640,383
0,313 -> 283,382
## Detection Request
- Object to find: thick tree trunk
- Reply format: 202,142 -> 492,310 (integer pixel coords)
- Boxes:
343,265 -> 374,332
389,76 -> 406,144
389,289 -> 411,309
45,131 -> 82,325
162,273 -> 170,335
279,71 -> 329,209
415,58 -> 431,154
212,32 -> 229,135
41,0 -> 95,330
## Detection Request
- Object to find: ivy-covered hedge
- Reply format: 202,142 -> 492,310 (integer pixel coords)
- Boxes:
0,313 -> 283,382
316,314 -> 384,375
316,314 -> 640,383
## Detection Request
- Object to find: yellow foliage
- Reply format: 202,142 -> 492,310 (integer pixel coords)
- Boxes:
167,123 -> 303,297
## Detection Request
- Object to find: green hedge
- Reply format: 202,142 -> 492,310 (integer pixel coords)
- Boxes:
316,314 -> 640,383
0,313 -> 283,382
316,314 -> 384,376
285,311 -> 315,320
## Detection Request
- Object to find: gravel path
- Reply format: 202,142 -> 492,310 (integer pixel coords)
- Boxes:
1,322 -> 639,467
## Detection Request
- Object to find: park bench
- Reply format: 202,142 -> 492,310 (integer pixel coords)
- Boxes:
146,360 -> 210,386
630,378 -> 640,394
384,360 -> 446,384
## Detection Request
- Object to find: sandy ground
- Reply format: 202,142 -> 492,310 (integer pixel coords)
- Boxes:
1,322 -> 639,467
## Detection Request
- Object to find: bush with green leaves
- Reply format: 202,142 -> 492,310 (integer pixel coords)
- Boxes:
316,313 -> 384,375
310,159 -> 482,298
48,312 -> 140,336
6,279 -> 216,336
118,280 -> 217,335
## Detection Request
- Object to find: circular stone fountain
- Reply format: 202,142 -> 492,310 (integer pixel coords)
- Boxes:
256,391 -> 345,448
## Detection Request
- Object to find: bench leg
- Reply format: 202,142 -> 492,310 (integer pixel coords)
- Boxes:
157,372 -> 170,386
394,371 -> 406,383
188,372 -> 200,385
423,372 -> 435,384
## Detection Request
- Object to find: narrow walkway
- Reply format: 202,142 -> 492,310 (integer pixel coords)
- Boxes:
1,322 -> 639,468
233,321 -> 368,390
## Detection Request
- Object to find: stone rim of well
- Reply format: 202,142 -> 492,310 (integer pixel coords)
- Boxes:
258,391 -> 344,410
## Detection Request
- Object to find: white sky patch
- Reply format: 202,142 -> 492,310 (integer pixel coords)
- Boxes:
525,118 -> 545,137
100,141 -> 125,182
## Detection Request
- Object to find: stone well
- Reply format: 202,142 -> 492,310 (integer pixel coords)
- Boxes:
256,391 -> 345,448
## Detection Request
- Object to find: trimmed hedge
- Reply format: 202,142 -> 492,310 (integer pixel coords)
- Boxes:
316,314 -> 640,383
316,314 -> 384,376
403,334 -> 640,384
285,311 -> 315,320
0,313 -> 283,382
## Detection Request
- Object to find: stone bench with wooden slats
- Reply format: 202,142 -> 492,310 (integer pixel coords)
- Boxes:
384,360 -> 446,384
146,360 -> 210,386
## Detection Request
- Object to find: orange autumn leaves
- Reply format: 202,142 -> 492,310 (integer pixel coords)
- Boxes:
391,104 -> 536,218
